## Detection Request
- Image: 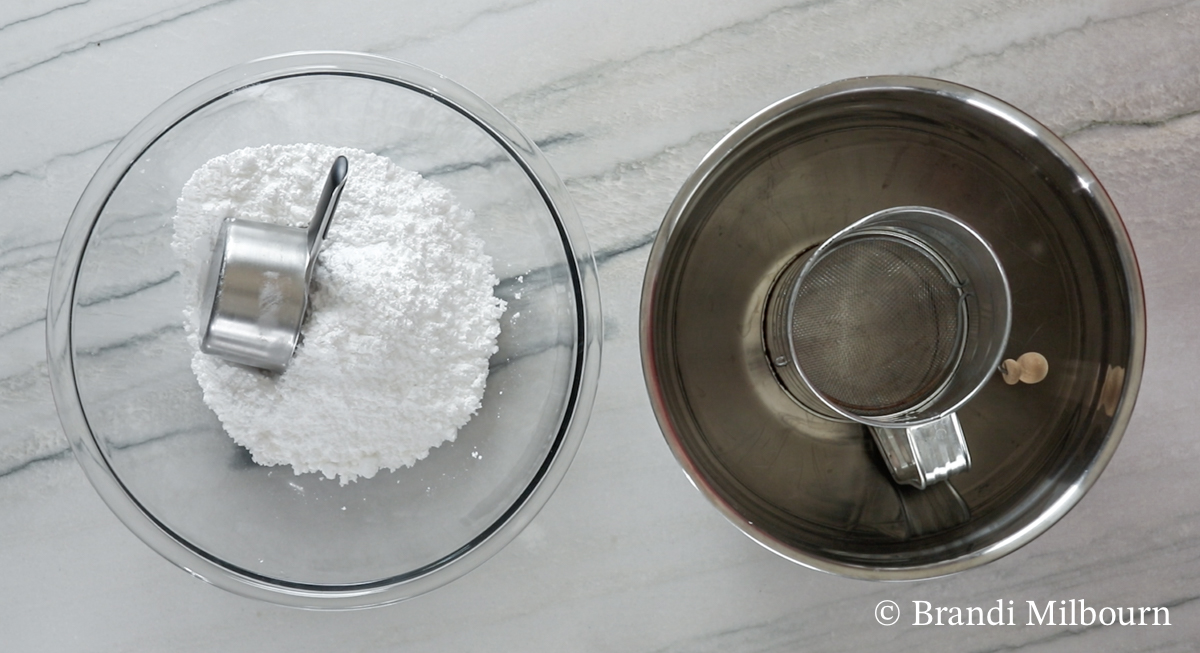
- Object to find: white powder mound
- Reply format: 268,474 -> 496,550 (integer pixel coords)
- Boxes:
171,143 -> 506,484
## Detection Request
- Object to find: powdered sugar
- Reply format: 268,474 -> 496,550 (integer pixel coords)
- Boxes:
171,143 -> 505,484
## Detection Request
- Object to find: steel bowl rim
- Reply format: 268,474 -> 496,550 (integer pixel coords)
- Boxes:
639,75 -> 1145,580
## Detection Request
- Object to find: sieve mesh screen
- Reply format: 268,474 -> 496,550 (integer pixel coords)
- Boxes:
789,235 -> 962,416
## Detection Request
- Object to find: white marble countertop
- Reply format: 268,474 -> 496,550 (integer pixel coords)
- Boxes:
3,0 -> 1199,649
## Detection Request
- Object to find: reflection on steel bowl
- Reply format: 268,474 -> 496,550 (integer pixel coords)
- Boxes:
641,76 -> 1144,580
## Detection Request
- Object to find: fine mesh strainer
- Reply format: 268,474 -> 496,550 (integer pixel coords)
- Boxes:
791,234 -> 963,415
764,206 -> 1011,488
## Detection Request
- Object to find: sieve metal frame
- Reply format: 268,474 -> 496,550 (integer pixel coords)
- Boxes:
784,206 -> 1011,429
778,226 -> 969,419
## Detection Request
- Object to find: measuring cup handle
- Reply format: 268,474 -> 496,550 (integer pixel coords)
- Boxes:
869,414 -> 971,490
305,155 -> 349,280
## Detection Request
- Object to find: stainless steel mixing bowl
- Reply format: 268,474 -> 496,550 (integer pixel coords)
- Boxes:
641,76 -> 1144,579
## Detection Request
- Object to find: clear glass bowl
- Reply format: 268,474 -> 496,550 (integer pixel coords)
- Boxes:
47,52 -> 601,608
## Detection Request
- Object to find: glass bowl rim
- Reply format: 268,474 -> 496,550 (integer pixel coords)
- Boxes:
46,51 -> 602,609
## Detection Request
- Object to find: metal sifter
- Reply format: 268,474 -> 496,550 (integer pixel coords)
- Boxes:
763,206 -> 1013,489
198,156 -> 349,372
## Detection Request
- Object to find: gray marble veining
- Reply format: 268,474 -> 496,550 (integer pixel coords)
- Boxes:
2,0 -> 1199,650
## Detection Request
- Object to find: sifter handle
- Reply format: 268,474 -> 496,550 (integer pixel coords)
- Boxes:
869,414 -> 971,490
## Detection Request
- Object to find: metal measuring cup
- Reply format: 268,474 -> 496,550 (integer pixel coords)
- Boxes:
198,156 -> 349,372
764,206 -> 1011,489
